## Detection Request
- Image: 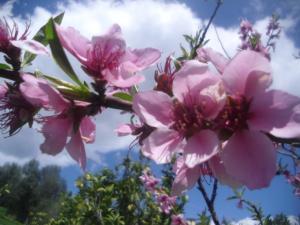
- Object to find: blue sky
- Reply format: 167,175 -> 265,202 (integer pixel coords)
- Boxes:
0,0 -> 300,222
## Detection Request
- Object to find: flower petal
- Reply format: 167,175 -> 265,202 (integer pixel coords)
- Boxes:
40,116 -> 70,155
209,155 -> 241,188
142,128 -> 181,164
0,84 -> 8,99
11,40 -> 50,55
172,60 -> 209,102
20,74 -> 69,112
172,161 -> 201,196
80,116 -> 96,143
115,123 -> 135,136
66,131 -> 87,170
103,65 -> 145,88
221,130 -> 276,189
248,90 -> 300,133
222,50 -> 271,95
133,90 -> 173,128
124,48 -> 161,71
107,24 -> 122,36
197,47 -> 229,73
56,25 -> 90,64
270,104 -> 300,138
184,130 -> 219,168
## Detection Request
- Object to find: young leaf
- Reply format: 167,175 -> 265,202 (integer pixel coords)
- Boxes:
0,63 -> 12,70
44,18 -> 83,87
113,92 -> 133,102
22,12 -> 64,66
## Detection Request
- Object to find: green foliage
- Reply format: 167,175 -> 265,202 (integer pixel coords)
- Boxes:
113,92 -> 133,102
0,207 -> 22,225
44,18 -> 85,88
0,160 -> 66,223
22,12 -> 64,67
42,157 -> 182,225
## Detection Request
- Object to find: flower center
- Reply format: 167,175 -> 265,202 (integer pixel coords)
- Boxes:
215,95 -> 251,139
88,38 -> 125,74
171,99 -> 211,138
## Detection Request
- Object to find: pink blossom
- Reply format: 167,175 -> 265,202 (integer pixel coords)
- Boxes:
156,193 -> 177,214
171,214 -> 188,225
20,74 -> 96,169
56,24 -> 161,88
172,155 -> 240,196
0,83 -> 37,135
0,18 -> 48,56
133,60 -> 225,167
139,169 -> 160,192
214,50 -> 300,189
197,47 -> 229,73
115,123 -> 140,136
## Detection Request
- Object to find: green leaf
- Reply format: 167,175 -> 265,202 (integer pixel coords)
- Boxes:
22,12 -> 64,66
0,63 -> 12,70
113,92 -> 133,102
44,18 -> 83,87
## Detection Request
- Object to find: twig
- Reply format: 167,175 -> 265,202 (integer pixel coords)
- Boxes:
197,178 -> 220,225
213,24 -> 231,58
0,68 -> 20,81
198,0 -> 223,47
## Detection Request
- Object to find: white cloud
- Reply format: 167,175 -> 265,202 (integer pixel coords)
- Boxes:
227,215 -> 300,225
0,0 -> 16,17
0,0 -> 300,167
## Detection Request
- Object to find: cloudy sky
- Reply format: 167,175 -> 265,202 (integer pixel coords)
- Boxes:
0,0 -> 299,222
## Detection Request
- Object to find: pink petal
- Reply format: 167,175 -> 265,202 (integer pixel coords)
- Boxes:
172,60 -> 209,102
0,84 -> 8,99
248,90 -> 300,133
66,131 -> 87,170
20,74 -> 69,112
197,47 -> 229,73
209,155 -> 241,188
184,130 -> 219,168
197,81 -> 226,119
142,128 -> 182,164
40,116 -> 71,155
222,50 -> 271,95
56,25 -> 90,64
270,104 -> 300,138
10,40 -> 50,56
107,24 -> 122,36
80,116 -> 96,143
115,123 -> 135,136
244,70 -> 272,98
133,90 -> 173,128
103,65 -> 145,88
221,130 -> 276,189
123,48 -> 161,71
172,160 -> 201,196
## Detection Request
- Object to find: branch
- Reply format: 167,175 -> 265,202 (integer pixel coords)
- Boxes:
197,178 -> 220,225
103,96 -> 133,112
198,0 -> 223,47
210,178 -> 218,204
0,69 -> 21,81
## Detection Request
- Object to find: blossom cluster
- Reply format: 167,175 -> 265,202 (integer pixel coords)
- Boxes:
139,169 -> 188,225
133,46 -> 300,194
0,18 -> 160,170
0,12 -> 299,201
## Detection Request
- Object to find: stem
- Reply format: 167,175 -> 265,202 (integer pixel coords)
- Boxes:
0,68 -> 20,81
103,96 -> 133,112
197,178 -> 220,225
213,24 -> 231,58
198,0 -> 223,47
